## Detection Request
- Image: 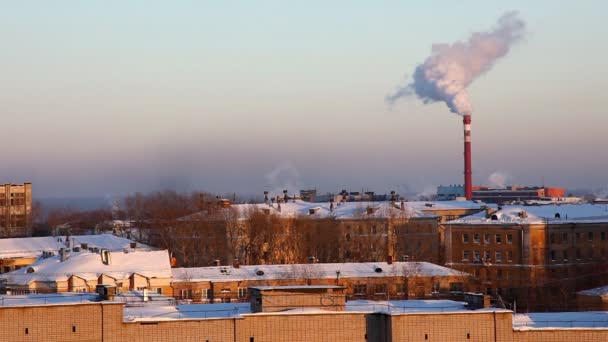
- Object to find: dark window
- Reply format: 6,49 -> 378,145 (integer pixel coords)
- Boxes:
462,250 -> 470,261
588,232 -> 594,241
602,232 -> 606,241
374,284 -> 387,294
462,233 -> 469,243
507,234 -> 513,244
507,251 -> 513,262
562,233 -> 568,243
550,250 -> 556,261
495,234 -> 502,244
354,284 -> 367,295
473,233 -> 480,244
563,250 -> 568,261
484,234 -> 490,244
550,233 -> 555,244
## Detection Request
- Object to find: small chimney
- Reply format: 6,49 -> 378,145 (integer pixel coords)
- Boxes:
130,242 -> 137,249
264,191 -> 269,204
283,190 -> 289,203
59,248 -> 67,262
233,258 -> 240,269
213,259 -> 221,267
390,191 -> 396,203
387,255 -> 393,265
81,243 -> 88,250
330,198 -> 334,212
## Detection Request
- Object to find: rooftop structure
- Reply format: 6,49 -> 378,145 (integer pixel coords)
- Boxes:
0,183 -> 32,237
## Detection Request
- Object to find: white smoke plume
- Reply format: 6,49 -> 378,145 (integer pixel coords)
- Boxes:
386,11 -> 525,115
264,161 -> 301,197
488,171 -> 510,189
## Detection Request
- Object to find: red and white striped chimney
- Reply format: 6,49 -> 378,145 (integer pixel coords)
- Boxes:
463,115 -> 472,200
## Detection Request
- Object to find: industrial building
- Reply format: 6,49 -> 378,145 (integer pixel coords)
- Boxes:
0,183 -> 32,238
436,184 -> 566,204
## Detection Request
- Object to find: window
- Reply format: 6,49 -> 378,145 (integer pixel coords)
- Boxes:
602,232 -> 606,241
484,234 -> 490,244
550,250 -> 556,261
563,250 -> 568,261
462,233 -> 469,243
180,289 -> 193,299
156,288 -> 162,294
507,251 -> 513,262
575,232 -> 580,242
496,269 -> 503,280
562,232 -> 568,243
238,287 -> 247,299
201,288 -> 210,300
463,250 -> 470,261
495,251 -> 502,262
473,233 -> 480,244
484,251 -> 491,262
576,249 -> 581,260
588,232 -> 594,241
473,251 -> 480,262
550,233 -> 555,244
449,282 -> 463,292
396,283 -> 406,295
354,284 -> 367,296
495,234 -> 502,244
432,282 -> 440,293
507,234 -> 513,244
374,284 -> 387,294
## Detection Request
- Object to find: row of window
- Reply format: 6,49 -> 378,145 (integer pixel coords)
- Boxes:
0,198 -> 27,206
550,231 -> 608,244
549,248 -> 608,262
180,287 -> 248,300
462,233 -> 513,245
462,250 -> 514,263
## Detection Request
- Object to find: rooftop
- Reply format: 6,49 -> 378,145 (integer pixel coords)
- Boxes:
182,199 -> 488,221
447,203 -> 608,225
172,261 -> 468,283
0,234 -> 151,259
0,249 -> 172,286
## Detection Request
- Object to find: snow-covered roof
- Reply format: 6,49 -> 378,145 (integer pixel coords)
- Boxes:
250,285 -> 345,291
182,200 -> 487,222
172,262 -> 468,283
447,203 -> 608,225
0,293 -> 99,307
0,250 -> 172,286
0,234 -> 150,259
577,285 -> 608,297
513,311 -> 608,329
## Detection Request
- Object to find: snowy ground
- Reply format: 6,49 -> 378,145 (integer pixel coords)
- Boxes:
123,302 -> 251,321
513,311 -> 608,329
346,299 -> 467,313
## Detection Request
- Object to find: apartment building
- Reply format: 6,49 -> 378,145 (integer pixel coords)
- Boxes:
0,183 -> 32,237
444,203 -> 608,310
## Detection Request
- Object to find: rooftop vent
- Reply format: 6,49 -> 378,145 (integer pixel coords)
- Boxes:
425,203 -> 435,208
555,213 -> 561,219
374,267 -> 383,273
256,270 -> 265,276
308,207 -> 320,215
490,214 -> 498,221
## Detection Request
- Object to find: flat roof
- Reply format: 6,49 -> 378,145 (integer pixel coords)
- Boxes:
250,285 -> 346,291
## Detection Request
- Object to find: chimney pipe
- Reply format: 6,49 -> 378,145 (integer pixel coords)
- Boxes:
463,115 -> 472,200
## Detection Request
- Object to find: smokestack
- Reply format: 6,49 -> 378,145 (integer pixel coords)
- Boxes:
463,114 -> 472,200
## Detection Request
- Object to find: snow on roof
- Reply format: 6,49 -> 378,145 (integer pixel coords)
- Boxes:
0,293 -> 99,307
513,311 -> 608,329
172,261 -> 468,283
577,285 -> 608,297
250,285 -> 346,291
447,203 -> 608,225
0,234 -> 150,259
182,200 -> 488,222
0,250 -> 172,286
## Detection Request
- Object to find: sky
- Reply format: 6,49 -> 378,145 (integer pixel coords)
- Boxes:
1,1 -> 607,198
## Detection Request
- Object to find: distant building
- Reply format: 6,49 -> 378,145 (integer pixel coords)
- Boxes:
299,189 -> 397,203
472,185 -> 566,204
437,185 -> 465,201
0,183 -> 32,237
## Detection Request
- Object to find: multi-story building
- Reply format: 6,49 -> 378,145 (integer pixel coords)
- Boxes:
0,183 -> 32,237
444,203 -> 608,310
175,199 -> 488,266
472,185 -> 566,204
171,261 -> 471,303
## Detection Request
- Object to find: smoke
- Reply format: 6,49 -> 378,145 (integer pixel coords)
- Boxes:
386,11 -> 525,115
264,161 -> 302,197
488,171 -> 510,189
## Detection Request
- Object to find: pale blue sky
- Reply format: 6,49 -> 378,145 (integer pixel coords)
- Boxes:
1,1 -> 607,197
